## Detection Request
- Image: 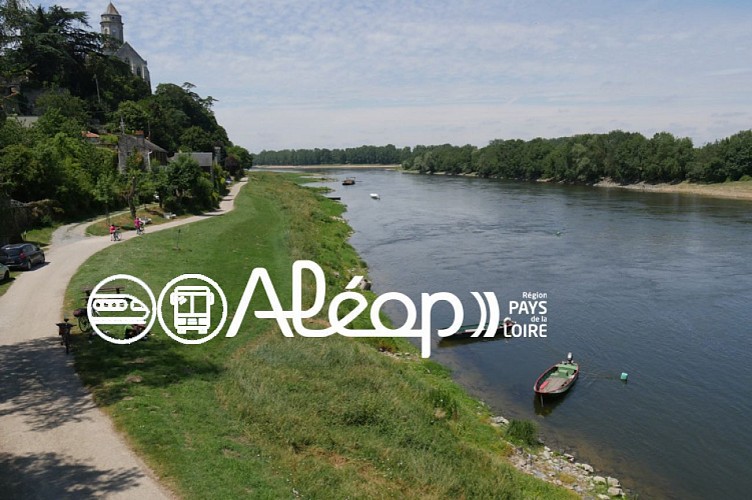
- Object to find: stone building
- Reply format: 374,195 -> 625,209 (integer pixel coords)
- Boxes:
100,2 -> 151,89
117,131 -> 168,172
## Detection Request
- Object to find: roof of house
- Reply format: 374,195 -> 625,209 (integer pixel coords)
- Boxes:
170,152 -> 214,167
115,42 -> 148,65
144,139 -> 167,153
118,133 -> 167,154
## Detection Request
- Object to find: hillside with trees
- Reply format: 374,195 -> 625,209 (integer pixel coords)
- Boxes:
0,1 -> 251,243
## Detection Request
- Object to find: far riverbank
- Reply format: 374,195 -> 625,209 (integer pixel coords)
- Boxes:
254,164 -> 400,170
593,179 -> 752,201
256,165 -> 752,202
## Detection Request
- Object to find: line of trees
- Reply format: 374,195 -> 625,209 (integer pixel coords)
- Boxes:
402,130 -> 752,184
255,129 -> 752,185
254,144 -> 410,166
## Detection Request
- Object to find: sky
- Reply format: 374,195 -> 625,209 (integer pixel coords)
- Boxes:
38,0 -> 752,152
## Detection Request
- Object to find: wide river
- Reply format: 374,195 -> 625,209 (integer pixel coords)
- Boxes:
310,168 -> 752,499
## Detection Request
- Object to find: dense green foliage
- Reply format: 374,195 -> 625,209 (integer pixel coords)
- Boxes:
112,82 -> 231,155
404,130 -> 752,183
256,129 -> 752,184
254,144 -> 410,165
0,2 -> 252,241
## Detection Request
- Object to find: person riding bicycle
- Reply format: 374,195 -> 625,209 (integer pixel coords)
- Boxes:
57,318 -> 73,344
110,224 -> 121,241
135,217 -> 144,235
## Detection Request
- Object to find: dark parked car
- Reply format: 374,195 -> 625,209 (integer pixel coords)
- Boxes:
0,243 -> 46,270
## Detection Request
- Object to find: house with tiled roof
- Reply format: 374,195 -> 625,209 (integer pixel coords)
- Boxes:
82,131 -> 101,143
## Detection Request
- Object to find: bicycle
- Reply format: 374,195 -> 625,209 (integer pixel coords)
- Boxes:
56,318 -> 74,354
73,306 -> 92,334
76,285 -> 125,338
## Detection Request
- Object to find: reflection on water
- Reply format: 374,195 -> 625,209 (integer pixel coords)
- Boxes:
313,169 -> 752,500
437,334 -> 513,350
533,390 -> 572,417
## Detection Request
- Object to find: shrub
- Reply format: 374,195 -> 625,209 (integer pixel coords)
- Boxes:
505,419 -> 539,446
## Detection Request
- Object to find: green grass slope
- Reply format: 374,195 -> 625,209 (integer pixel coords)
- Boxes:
66,172 -> 573,499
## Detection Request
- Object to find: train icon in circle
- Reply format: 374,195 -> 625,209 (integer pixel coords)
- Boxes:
169,285 -> 215,334
89,293 -> 150,326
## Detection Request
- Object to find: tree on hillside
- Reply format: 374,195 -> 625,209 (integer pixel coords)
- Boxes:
180,125 -> 215,152
93,170 -> 119,224
155,153 -> 215,213
3,5 -> 101,93
0,142 -> 42,200
115,100 -> 149,133
120,149 -> 147,218
118,83 -> 229,155
84,52 -> 151,118
225,145 -> 252,178
31,89 -> 91,139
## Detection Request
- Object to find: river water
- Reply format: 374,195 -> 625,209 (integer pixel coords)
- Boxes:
312,168 -> 752,499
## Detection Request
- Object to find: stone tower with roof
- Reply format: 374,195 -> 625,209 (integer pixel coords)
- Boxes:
100,2 -> 124,44
100,2 -> 151,89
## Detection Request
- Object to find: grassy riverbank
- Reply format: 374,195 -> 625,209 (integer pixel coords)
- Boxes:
66,172 -> 573,498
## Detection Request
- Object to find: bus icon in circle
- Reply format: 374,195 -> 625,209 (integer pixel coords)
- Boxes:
170,285 -> 214,334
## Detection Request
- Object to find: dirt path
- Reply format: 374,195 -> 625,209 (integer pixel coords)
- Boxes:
0,181 -> 247,498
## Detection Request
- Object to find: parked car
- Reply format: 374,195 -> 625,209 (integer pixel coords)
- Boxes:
0,243 -> 45,271
0,262 -> 9,281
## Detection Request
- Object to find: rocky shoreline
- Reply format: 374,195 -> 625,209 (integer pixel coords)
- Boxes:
490,415 -> 627,499
382,350 -> 629,498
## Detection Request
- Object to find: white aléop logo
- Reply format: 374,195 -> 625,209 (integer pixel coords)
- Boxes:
87,274 -> 228,345
88,261 -> 547,357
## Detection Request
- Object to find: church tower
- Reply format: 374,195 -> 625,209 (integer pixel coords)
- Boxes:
100,3 -> 124,46
99,3 -> 151,89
